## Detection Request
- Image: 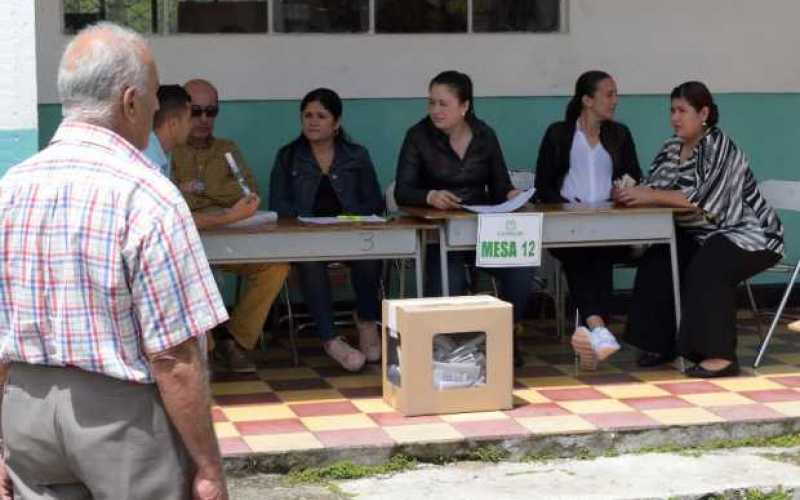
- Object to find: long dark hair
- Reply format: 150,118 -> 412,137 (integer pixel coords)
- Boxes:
565,70 -> 613,124
670,81 -> 719,128
429,70 -> 475,118
299,87 -> 352,144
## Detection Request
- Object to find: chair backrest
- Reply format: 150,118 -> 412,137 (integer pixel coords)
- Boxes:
385,180 -> 399,213
759,180 -> 800,212
509,170 -> 535,190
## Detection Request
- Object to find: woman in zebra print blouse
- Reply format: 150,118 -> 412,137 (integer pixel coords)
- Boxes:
613,81 -> 783,378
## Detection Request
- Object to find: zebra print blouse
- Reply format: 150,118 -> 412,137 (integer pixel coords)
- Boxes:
644,127 -> 784,255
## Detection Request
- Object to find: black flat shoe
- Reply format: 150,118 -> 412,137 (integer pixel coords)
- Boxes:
685,361 -> 740,379
637,351 -> 677,368
513,342 -> 525,368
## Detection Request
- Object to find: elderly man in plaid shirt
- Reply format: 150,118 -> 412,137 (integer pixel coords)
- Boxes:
0,23 -> 229,500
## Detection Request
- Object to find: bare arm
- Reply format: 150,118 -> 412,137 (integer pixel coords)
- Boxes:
613,186 -> 694,209
192,195 -> 259,230
150,339 -> 228,500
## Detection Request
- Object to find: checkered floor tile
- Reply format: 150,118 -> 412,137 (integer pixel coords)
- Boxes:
211,312 -> 800,456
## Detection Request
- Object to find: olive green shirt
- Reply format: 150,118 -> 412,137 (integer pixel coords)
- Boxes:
171,137 -> 258,211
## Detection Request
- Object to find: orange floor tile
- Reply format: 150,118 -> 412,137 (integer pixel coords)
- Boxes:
211,313 -> 800,456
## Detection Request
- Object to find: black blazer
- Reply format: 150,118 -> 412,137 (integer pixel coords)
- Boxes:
534,120 -> 642,203
394,116 -> 514,206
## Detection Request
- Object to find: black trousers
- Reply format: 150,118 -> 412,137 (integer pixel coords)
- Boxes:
550,246 -> 631,325
626,232 -> 779,363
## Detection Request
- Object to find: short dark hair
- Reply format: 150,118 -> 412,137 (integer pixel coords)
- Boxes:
670,81 -> 719,127
153,84 -> 191,129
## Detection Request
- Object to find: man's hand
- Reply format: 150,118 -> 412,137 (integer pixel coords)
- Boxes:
193,466 -> 227,500
0,455 -> 13,500
506,188 -> 521,200
426,190 -> 462,210
226,194 -> 260,223
150,339 -> 228,500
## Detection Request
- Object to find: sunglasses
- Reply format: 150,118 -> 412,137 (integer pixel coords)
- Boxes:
191,105 -> 219,118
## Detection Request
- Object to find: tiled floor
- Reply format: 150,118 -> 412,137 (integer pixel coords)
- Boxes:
211,314 -> 800,456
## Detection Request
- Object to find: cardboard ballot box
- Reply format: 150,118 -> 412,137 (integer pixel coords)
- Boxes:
382,296 -> 513,417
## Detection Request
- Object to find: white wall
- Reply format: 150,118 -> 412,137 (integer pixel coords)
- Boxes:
2,0 -> 38,129
35,0 -> 800,103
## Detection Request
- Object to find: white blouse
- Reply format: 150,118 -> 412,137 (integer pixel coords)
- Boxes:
560,124 -> 613,203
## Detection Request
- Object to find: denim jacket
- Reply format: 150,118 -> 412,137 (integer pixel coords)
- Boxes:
269,137 -> 385,217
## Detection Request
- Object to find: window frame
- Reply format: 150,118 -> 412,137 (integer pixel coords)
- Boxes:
61,0 -> 568,35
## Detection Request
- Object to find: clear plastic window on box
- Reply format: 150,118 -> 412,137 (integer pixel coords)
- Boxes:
432,332 -> 487,390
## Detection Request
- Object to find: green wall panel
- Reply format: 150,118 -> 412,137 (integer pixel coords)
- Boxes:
38,93 -> 800,271
0,129 -> 39,177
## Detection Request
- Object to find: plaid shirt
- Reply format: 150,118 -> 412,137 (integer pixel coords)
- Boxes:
0,122 -> 228,383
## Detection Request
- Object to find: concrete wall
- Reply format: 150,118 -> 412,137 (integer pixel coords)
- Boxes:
35,0 -> 800,102
31,0 -> 800,274
0,0 -> 38,174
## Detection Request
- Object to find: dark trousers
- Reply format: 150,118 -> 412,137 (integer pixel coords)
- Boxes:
626,232 -> 779,363
295,260 -> 382,341
550,246 -> 631,325
424,245 -> 536,322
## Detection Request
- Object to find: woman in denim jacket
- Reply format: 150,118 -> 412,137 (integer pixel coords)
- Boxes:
269,88 -> 384,372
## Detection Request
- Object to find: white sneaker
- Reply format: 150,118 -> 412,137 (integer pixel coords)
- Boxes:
590,326 -> 620,362
571,326 -> 620,370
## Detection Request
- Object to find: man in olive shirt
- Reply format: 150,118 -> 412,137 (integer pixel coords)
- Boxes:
172,78 -> 289,373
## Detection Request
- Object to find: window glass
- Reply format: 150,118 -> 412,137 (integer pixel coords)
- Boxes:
472,0 -> 560,33
173,0 -> 268,34
63,0 -> 158,34
274,0 -> 369,33
375,0 -> 468,34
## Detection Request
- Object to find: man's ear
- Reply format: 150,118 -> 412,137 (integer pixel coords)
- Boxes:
121,86 -> 138,122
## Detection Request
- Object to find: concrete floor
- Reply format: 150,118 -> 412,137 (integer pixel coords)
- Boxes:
229,446 -> 800,499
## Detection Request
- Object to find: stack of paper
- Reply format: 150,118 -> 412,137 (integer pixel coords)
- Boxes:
298,215 -> 387,225
462,188 -> 535,214
225,211 -> 278,228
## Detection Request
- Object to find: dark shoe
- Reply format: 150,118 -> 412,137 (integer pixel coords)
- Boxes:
214,338 -> 256,373
685,360 -> 740,379
637,351 -> 677,368
514,350 -> 525,368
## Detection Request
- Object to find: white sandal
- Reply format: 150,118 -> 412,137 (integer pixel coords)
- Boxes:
353,312 -> 381,363
324,337 -> 366,372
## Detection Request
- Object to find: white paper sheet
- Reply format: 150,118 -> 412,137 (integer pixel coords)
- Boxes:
462,188 -> 535,214
297,215 -> 387,225
224,210 -> 277,228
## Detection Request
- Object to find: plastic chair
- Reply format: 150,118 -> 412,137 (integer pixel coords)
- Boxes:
747,180 -> 800,368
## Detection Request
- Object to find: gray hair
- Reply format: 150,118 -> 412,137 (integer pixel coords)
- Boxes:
57,22 -> 151,125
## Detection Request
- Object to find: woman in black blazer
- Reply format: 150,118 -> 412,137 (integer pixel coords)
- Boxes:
534,70 -> 641,370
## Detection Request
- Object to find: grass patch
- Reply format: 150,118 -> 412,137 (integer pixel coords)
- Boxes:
284,455 -> 417,486
636,432 -> 800,456
458,445 -> 510,463
519,432 -> 800,464
743,486 -> 793,500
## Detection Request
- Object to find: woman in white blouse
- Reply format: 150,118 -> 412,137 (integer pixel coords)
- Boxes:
534,70 -> 642,369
